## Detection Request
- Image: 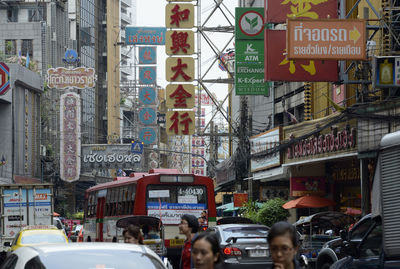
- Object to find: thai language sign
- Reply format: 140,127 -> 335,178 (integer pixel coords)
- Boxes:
47,67 -> 96,89
147,202 -> 206,225
287,127 -> 356,159
287,19 -> 366,60
265,30 -> 338,81
125,27 -> 166,45
4,189 -> 27,236
81,144 -> 143,175
28,189 -> 52,225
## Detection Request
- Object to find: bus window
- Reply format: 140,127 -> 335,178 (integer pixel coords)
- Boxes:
146,185 -> 207,224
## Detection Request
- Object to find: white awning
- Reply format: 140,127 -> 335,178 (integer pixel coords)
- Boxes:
253,166 -> 289,182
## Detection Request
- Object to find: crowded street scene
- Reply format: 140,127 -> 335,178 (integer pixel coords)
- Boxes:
0,0 -> 398,268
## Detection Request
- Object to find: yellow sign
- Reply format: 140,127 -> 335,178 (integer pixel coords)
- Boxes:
169,238 -> 185,247
165,3 -> 194,29
166,30 -> 194,55
166,111 -> 195,136
166,57 -> 194,82
166,84 -> 195,109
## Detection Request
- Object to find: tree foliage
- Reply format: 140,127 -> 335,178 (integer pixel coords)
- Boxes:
240,198 -> 290,227
257,198 -> 290,227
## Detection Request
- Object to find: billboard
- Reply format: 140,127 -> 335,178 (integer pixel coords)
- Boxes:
60,92 -> 81,182
265,30 -> 338,81
125,27 -> 166,45
250,127 -> 281,172
235,40 -> 269,95
47,67 -> 96,89
265,0 -> 338,23
287,19 -> 366,60
373,56 -> 400,88
290,177 -> 327,197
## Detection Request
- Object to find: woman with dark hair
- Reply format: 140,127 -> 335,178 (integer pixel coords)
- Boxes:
191,232 -> 220,269
123,224 -> 143,245
268,221 -> 301,269
179,214 -> 199,269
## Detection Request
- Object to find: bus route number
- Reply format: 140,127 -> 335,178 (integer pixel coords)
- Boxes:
178,187 -> 203,196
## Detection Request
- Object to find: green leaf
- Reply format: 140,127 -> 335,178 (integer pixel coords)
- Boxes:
245,16 -> 251,25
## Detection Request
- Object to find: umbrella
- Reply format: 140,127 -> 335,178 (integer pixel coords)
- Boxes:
53,212 -> 60,217
282,195 -> 336,209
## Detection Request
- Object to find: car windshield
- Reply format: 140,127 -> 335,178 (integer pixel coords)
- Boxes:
21,234 -> 66,244
221,226 -> 269,243
28,249 -> 164,269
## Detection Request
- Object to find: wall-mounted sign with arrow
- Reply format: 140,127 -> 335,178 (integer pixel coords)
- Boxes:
287,19 -> 366,61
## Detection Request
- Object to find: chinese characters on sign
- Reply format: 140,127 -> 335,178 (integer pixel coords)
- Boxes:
60,92 -> 81,182
165,1 -> 196,137
137,45 -> 159,146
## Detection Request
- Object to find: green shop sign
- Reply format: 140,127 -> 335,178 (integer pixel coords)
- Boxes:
235,40 -> 270,95
235,8 -> 264,40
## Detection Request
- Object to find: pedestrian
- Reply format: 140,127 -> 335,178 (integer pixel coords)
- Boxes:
179,214 -> 199,269
268,221 -> 302,269
191,232 -> 220,269
64,222 -> 70,237
123,224 -> 143,245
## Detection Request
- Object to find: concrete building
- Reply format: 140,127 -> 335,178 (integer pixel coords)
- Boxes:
0,64 -> 43,184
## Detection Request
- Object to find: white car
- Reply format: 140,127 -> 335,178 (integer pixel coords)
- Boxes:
1,243 -> 167,269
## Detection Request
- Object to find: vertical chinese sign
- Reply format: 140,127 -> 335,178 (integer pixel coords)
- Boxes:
165,2 -> 196,137
192,107 -> 206,175
264,0 -> 338,81
235,8 -> 270,95
165,1 -> 196,173
125,27 -> 166,147
60,92 -> 81,182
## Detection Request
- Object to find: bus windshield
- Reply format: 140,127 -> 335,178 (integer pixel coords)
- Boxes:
146,185 -> 207,225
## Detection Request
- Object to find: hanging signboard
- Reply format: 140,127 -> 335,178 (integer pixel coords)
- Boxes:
139,107 -> 157,125
287,19 -> 366,60
165,3 -> 194,28
166,84 -> 195,109
0,62 -> 10,95
60,92 -> 81,182
139,47 -> 157,64
372,56 -> 400,88
47,67 -> 96,89
139,87 -> 157,105
125,27 -> 166,45
235,40 -> 269,95
139,66 -> 157,84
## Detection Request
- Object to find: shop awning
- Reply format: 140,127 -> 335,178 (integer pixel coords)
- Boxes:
253,166 -> 289,182
282,152 -> 358,167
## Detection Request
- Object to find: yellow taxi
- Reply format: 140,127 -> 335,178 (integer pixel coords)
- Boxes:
9,225 -> 68,251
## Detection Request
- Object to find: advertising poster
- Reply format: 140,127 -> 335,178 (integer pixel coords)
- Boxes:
147,202 -> 206,225
4,189 -> 27,237
28,189 -> 52,225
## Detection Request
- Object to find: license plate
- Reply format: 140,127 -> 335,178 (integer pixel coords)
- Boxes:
249,249 -> 267,257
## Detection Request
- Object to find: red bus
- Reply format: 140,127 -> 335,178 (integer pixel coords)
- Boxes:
83,169 -> 216,261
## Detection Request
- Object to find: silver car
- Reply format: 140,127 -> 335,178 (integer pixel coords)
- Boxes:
207,223 -> 271,269
1,243 -> 167,269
